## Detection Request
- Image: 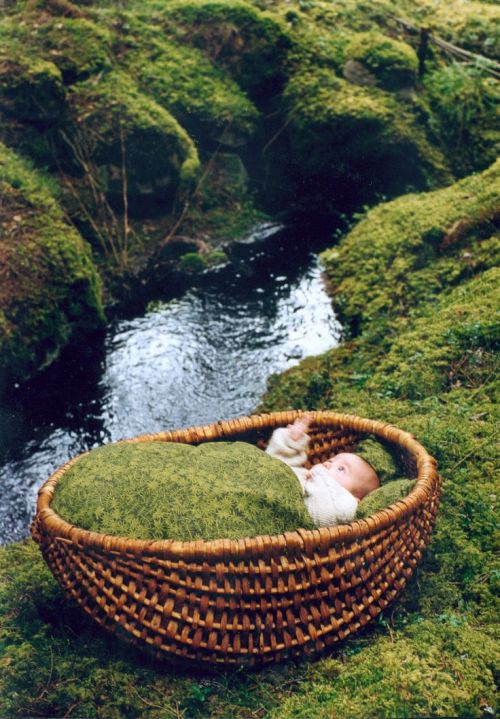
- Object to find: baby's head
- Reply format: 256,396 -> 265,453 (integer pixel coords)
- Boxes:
320,452 -> 380,501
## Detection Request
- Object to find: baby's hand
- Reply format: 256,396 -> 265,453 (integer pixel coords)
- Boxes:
287,414 -> 312,441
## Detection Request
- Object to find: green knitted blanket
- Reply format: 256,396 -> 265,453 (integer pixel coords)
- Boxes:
52,440 -> 314,541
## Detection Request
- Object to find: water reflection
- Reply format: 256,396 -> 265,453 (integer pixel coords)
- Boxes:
0,225 -> 341,543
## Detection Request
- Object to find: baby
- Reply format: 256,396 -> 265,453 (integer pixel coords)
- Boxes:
266,415 -> 380,527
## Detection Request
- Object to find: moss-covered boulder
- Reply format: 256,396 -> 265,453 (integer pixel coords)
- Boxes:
282,66 -> 450,214
163,0 -> 293,101
25,17 -> 113,83
51,440 -> 314,541
0,143 -> 104,384
120,21 -> 259,147
0,54 -> 65,123
65,71 -> 200,213
321,158 -> 500,331
344,31 -> 419,91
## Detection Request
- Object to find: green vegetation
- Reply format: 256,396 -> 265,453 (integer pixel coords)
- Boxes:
0,0 -> 499,715
425,63 -> 500,177
283,66 -> 450,211
0,0 -> 497,382
356,479 -> 416,519
52,440 -> 314,541
0,142 -> 104,382
321,159 -> 500,331
345,31 -> 419,90
162,0 -> 293,99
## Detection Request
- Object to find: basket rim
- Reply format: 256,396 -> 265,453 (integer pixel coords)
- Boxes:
34,410 -> 439,559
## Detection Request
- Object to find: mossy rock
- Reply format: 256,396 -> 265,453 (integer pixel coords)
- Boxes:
27,18 -> 113,83
164,0 -> 293,100
66,71 -> 200,211
344,31 -> 418,91
321,158 -> 500,330
51,440 -> 314,541
120,19 -> 259,147
282,67 -> 449,212
0,55 -> 65,123
178,251 -> 206,273
356,479 -> 416,519
0,143 -> 104,383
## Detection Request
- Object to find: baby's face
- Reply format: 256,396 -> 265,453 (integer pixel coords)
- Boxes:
320,453 -> 379,500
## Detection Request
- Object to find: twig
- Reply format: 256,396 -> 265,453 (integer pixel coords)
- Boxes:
119,118 -> 130,265
129,684 -> 184,717
161,119 -> 234,246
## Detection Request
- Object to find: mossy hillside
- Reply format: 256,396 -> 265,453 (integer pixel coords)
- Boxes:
51,440 -> 314,541
371,268 -> 500,399
321,158 -> 500,332
160,0 -> 293,101
0,143 -> 104,382
115,16 -> 259,148
66,71 -> 200,205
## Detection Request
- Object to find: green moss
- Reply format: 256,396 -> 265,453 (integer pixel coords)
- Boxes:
0,142 -> 104,382
162,0 -> 293,99
67,71 -> 200,202
178,251 -> 206,272
27,17 -> 113,82
321,158 -> 500,330
0,53 -> 65,122
51,440 -> 314,541
424,63 -> 500,177
356,479 -> 416,519
370,268 -> 500,399
269,619 -> 499,719
283,66 -> 450,211
118,17 -> 259,145
345,31 -> 418,90
205,249 -> 229,266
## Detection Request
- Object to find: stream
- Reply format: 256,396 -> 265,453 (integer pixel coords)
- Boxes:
0,224 -> 342,544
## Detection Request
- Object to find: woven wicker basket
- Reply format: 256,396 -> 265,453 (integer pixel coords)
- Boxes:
32,411 -> 441,666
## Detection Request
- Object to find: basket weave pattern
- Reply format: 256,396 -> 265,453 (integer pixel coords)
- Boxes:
32,411 -> 441,666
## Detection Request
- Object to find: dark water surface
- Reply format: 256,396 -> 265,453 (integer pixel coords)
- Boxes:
0,224 -> 341,544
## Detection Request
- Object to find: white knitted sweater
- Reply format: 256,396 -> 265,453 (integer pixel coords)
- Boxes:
265,427 -> 358,528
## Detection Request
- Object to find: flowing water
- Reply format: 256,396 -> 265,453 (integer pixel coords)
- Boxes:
0,224 -> 342,544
